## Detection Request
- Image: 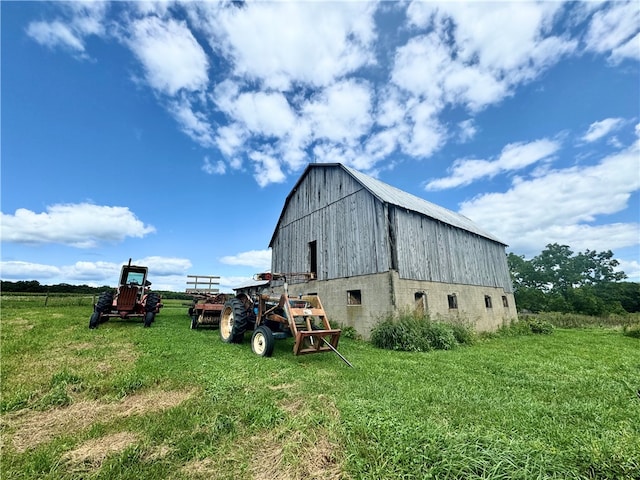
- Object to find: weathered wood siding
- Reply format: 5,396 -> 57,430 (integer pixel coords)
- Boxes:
391,208 -> 513,292
272,164 -> 513,293
271,166 -> 391,279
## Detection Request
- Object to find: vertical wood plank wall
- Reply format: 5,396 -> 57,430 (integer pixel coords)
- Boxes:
392,209 -> 513,292
272,167 -> 390,278
271,166 -> 513,293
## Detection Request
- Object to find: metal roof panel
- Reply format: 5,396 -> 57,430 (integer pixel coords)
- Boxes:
343,165 -> 506,244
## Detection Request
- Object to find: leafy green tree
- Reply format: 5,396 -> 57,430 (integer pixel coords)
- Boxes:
531,244 -> 580,296
594,282 -> 640,313
508,244 -> 631,314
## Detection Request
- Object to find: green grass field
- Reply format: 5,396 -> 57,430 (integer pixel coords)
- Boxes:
1,296 -> 639,479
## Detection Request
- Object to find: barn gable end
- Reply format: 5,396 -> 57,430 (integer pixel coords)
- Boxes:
270,163 -> 517,336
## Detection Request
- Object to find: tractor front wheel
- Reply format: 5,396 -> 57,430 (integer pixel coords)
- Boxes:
89,291 -> 113,329
251,326 -> 275,357
89,312 -> 101,329
220,298 -> 248,343
144,311 -> 155,328
145,293 -> 160,313
96,291 -> 114,313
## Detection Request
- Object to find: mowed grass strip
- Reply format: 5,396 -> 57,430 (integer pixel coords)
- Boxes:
1,296 -> 639,479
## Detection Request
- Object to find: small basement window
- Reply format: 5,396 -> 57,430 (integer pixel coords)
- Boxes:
485,295 -> 493,309
502,296 -> 509,308
447,294 -> 458,309
347,290 -> 362,306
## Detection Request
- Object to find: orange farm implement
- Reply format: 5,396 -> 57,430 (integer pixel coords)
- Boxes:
218,273 -> 352,366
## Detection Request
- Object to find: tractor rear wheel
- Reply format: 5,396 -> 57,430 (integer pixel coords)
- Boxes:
220,298 -> 248,343
251,326 -> 274,357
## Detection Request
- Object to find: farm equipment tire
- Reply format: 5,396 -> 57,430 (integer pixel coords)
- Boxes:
251,326 -> 274,357
89,311 -> 101,329
144,311 -> 155,328
220,298 -> 248,343
89,291 -> 113,328
146,293 -> 160,313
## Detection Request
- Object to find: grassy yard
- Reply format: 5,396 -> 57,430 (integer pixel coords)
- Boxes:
1,296 -> 639,479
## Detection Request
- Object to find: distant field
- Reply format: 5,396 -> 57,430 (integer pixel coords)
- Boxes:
1,295 -> 639,479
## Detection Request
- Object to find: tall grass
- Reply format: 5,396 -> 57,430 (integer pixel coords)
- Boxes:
369,311 -> 474,352
1,293 -> 96,308
1,296 -> 639,479
528,311 -> 640,328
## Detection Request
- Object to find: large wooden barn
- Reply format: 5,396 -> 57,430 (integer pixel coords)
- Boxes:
269,163 -> 517,337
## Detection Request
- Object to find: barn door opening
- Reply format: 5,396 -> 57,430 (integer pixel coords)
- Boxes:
414,291 -> 427,316
309,241 -> 317,278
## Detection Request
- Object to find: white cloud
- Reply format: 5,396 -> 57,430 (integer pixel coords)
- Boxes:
202,156 -> 226,175
219,249 -> 272,270
213,78 -> 375,179
25,2 -> 108,57
133,256 -> 192,276
610,32 -> 640,63
581,117 -> 624,143
407,1 -> 577,87
0,203 -> 155,248
1,257 -> 193,290
1,261 -> 61,279
617,258 -> 640,282
23,1 -> 637,190
364,128 -> 401,162
376,91 -> 406,128
232,91 -> 297,137
427,138 -> 560,190
459,139 -> 640,256
388,3 -> 575,161
65,1 -> 108,36
584,1 -> 640,64
458,119 -> 477,143
398,101 -> 446,158
168,97 -> 215,147
127,16 -> 209,96
214,123 -> 246,159
191,1 -> 376,90
62,261 -> 121,282
26,20 -> 86,52
391,33 -> 456,105
303,80 -> 373,143
249,151 -> 286,187
218,275 -> 255,292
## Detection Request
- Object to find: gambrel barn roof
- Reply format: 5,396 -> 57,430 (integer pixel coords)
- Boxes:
269,163 -> 506,247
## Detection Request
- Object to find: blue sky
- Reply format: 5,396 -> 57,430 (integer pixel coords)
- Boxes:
2,1 -> 639,292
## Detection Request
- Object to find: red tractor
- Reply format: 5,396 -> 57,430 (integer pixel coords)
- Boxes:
89,259 -> 163,329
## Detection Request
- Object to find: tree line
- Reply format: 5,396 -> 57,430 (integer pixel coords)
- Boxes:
508,243 -> 639,315
0,280 -> 191,300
